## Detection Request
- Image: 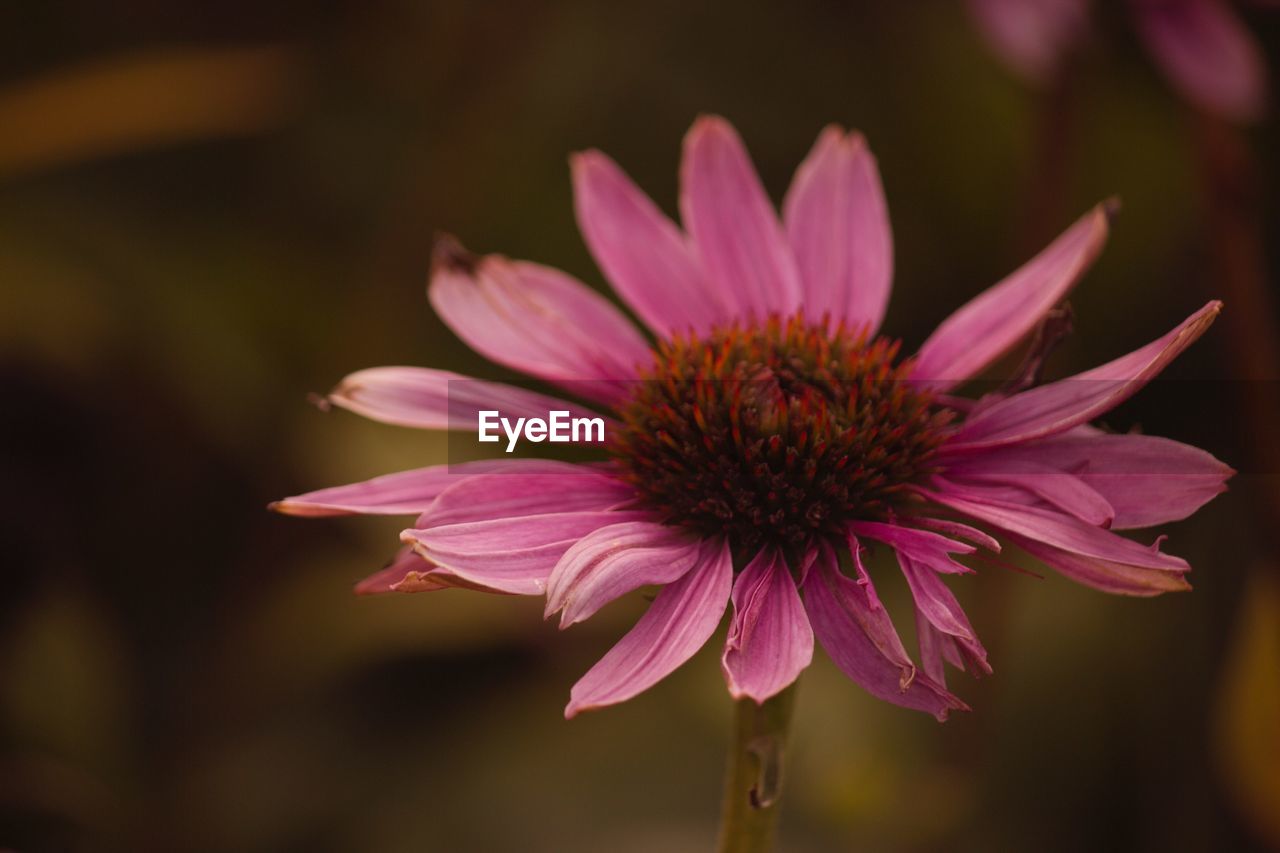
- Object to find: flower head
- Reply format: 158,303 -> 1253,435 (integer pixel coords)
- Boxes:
273,116 -> 1231,719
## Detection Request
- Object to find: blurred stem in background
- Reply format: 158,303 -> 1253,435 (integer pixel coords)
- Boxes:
1196,113 -> 1280,851
1020,62 -> 1077,256
717,684 -> 797,853
1194,115 -> 1280,539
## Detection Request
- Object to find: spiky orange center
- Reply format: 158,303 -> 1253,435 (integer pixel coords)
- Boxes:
612,314 -> 951,553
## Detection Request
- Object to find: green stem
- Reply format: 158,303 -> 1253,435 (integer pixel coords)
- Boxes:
716,684 -> 798,853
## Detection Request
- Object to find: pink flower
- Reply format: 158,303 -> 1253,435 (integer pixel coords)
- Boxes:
967,0 -> 1270,123
273,117 -> 1231,719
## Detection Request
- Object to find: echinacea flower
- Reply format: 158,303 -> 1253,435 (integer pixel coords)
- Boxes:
273,116 -> 1231,720
967,0 -> 1270,123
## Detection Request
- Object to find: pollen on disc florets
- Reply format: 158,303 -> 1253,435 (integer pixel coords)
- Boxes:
612,313 -> 953,553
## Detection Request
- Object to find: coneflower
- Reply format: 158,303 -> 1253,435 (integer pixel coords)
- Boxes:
273,115 -> 1231,850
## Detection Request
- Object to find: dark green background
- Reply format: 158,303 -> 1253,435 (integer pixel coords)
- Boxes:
2,2 -> 1278,851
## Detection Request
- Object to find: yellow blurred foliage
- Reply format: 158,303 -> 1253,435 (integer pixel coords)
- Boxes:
1215,568 -> 1280,848
0,46 -> 305,179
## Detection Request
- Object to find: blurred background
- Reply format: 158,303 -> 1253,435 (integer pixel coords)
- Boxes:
2,1 -> 1279,850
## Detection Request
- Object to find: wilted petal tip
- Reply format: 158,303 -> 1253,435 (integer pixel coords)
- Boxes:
267,499 -> 321,518
430,231 -> 477,276
325,380 -> 354,405
552,601 -> 583,629
814,122 -> 848,145
564,695 -> 609,719
843,129 -> 870,153
935,697 -> 972,723
686,114 -> 739,145
569,148 -> 604,170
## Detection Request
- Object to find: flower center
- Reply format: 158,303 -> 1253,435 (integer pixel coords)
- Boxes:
612,314 -> 951,553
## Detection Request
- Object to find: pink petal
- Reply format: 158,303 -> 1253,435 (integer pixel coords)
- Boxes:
967,0 -> 1091,84
429,239 -> 650,405
1132,0 -> 1268,123
946,301 -> 1222,449
353,547 -> 499,595
911,203 -> 1112,390
421,464 -> 634,527
327,367 -> 611,433
939,430 -> 1231,528
802,540 -> 968,721
270,459 -> 518,517
1010,533 -> 1193,596
354,546 -> 448,595
565,539 -> 733,718
721,548 -> 815,702
914,611 -> 950,685
920,484 -> 1190,573
1046,434 -> 1231,528
402,510 -> 650,595
897,553 -> 991,678
783,125 -> 893,332
943,462 -> 1116,527
915,609 -> 990,687
680,115 -> 803,322
571,150 -> 725,337
848,520 -> 976,574
545,522 -> 704,627
905,517 -> 1004,553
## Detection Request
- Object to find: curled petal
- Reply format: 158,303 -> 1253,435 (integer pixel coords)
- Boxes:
953,432 -> 1233,528
803,540 -> 968,721
1010,533 -> 1193,596
328,367 -> 611,434
946,301 -> 1222,450
943,462 -> 1115,527
897,553 -> 991,680
545,522 -> 704,627
572,150 -> 724,337
783,125 -> 893,332
566,539 -> 733,718
915,611 -> 949,685
1067,435 -> 1231,528
354,546 -> 447,595
849,520 -> 976,574
915,611 -> 989,687
920,485 -> 1190,573
722,548 -> 814,702
402,510 -> 650,595
680,115 -> 803,322
904,517 -> 1003,553
912,203 -> 1112,390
